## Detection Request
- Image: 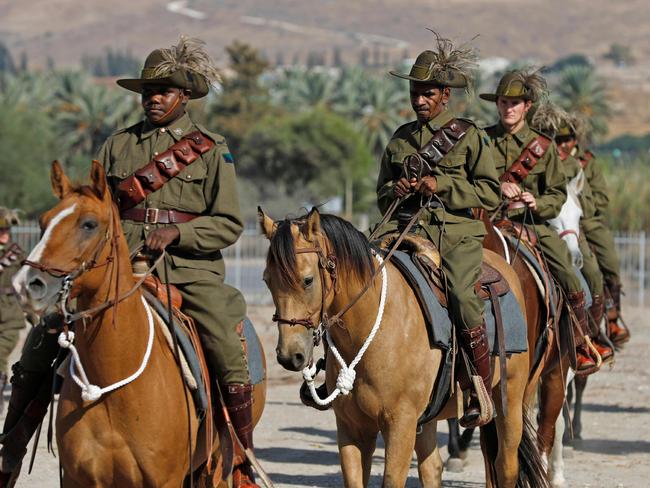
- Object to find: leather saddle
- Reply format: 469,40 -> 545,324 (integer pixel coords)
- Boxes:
375,233 -> 510,304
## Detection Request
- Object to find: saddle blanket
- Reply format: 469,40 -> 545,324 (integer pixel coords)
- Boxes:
390,250 -> 527,354
146,295 -> 265,415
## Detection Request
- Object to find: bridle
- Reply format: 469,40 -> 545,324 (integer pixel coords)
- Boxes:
271,240 -> 337,346
558,229 -> 578,239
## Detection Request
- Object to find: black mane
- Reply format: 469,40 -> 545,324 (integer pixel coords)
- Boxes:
267,213 -> 374,291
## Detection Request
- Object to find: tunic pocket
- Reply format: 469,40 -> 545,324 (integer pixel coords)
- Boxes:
161,159 -> 208,212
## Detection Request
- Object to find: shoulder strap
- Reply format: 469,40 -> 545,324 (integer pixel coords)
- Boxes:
499,134 -> 552,184
115,131 -> 215,212
404,118 -> 472,179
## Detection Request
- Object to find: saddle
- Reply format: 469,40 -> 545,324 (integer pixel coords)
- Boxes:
376,233 -> 510,304
494,218 -> 538,248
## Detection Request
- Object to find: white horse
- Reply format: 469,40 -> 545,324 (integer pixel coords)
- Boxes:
549,170 -> 585,269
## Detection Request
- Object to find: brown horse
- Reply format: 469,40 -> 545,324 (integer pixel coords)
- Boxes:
12,161 -> 266,487
259,207 -> 549,488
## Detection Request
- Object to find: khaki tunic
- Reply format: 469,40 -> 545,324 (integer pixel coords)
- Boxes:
485,122 -> 582,294
99,113 -> 249,384
577,147 -> 621,285
0,242 -> 26,373
375,109 -> 500,329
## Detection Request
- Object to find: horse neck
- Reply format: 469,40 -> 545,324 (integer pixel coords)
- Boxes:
327,260 -> 382,349
72,234 -> 152,384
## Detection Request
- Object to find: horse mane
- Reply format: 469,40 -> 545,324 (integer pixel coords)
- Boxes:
268,213 -> 374,291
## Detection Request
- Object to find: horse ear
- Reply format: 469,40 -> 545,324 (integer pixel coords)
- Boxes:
304,207 -> 321,241
89,160 -> 108,200
258,206 -> 276,239
51,160 -> 72,199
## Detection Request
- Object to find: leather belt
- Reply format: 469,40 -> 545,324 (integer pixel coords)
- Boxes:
0,286 -> 15,296
120,208 -> 199,224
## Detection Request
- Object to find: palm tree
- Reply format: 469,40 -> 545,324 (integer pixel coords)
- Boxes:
270,67 -> 339,110
552,65 -> 610,143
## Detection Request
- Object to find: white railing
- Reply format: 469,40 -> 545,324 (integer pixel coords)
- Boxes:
9,223 -> 649,307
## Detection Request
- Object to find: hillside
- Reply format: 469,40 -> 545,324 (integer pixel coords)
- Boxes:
1,0 -> 648,137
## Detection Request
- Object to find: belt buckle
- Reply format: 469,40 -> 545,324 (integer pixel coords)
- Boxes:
144,207 -> 160,224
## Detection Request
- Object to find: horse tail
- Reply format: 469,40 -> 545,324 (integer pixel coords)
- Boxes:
516,408 -> 551,488
480,420 -> 499,486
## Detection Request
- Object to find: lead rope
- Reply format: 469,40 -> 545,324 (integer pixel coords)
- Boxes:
57,295 -> 155,403
301,253 -> 388,406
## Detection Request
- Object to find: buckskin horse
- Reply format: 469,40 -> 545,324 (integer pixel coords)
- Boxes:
259,207 -> 548,488
12,161 -> 266,487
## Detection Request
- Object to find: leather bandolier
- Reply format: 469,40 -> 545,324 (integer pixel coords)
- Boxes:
498,134 -> 552,185
116,131 -> 214,212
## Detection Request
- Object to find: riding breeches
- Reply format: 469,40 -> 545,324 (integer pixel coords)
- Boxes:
581,216 -> 621,285
527,223 -> 583,294
578,234 -> 604,296
175,274 -> 250,385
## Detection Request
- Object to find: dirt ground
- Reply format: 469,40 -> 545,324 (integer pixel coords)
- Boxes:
6,303 -> 649,487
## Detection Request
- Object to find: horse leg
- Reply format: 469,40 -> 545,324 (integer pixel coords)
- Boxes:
444,419 -> 464,473
382,413 -> 418,488
538,362 -> 567,458
549,407 -> 567,488
336,416 -> 377,488
572,375 -> 588,440
414,420 -> 443,488
493,378 -> 524,488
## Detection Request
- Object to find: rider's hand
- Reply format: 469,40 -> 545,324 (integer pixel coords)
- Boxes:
520,192 -> 537,210
501,182 -> 522,199
414,176 -> 437,197
394,177 -> 416,198
145,226 -> 180,252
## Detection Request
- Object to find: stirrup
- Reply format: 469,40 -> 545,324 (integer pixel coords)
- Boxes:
574,337 -> 602,377
460,375 -> 493,428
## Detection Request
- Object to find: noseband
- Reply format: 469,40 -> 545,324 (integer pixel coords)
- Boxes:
558,229 -> 578,239
271,243 -> 337,345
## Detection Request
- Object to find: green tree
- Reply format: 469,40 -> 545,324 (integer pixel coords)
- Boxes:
552,65 -> 610,143
603,43 -> 635,67
237,108 -> 374,217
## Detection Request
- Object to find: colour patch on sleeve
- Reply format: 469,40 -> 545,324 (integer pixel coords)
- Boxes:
223,152 -> 234,164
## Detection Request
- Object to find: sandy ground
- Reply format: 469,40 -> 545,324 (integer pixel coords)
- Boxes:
5,303 -> 649,487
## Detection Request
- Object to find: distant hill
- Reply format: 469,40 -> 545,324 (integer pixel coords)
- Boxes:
2,0 -> 648,138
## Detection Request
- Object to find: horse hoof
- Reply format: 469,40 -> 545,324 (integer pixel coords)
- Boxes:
445,457 -> 464,473
551,476 -> 567,488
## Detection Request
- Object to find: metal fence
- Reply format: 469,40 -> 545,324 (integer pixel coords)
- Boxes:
9,223 -> 649,307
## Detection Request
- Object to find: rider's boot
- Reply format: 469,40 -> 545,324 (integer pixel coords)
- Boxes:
589,294 -> 613,362
605,280 -> 630,345
224,383 -> 260,488
0,364 -> 54,486
458,321 -> 492,428
568,291 -> 599,374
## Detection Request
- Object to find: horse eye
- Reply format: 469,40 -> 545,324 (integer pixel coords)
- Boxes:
303,276 -> 314,288
81,219 -> 98,231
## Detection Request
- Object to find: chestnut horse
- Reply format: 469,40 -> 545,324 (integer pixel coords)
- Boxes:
259,207 -> 548,488
12,161 -> 266,487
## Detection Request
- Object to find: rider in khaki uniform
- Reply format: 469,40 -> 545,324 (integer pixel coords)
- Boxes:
0,209 -> 26,393
0,38 -> 259,488
480,70 -> 600,374
569,117 -> 630,345
531,104 -> 613,363
375,35 -> 501,427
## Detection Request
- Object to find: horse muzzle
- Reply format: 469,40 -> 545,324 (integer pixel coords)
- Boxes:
12,266 -> 63,314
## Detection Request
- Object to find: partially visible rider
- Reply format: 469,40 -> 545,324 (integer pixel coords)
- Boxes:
480,69 -> 601,374
531,103 -> 613,364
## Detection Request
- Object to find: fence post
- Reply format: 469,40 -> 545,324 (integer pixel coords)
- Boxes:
639,231 -> 645,309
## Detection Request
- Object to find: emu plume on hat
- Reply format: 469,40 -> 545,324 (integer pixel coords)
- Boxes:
531,102 -> 571,137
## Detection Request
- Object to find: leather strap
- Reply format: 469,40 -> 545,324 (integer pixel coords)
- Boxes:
403,118 -> 473,180
116,131 -> 214,212
120,208 -> 199,224
579,149 -> 594,169
499,134 -> 552,184
488,283 -> 508,417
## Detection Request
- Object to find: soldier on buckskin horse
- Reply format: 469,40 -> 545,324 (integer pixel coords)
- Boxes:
373,33 -> 501,428
0,37 -> 260,488
0,209 -> 27,404
531,103 -> 614,366
480,69 -> 601,374
560,113 -> 631,346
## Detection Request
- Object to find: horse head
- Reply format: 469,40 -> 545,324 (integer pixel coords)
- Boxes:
13,160 -> 118,315
259,207 -> 335,371
548,171 -> 584,269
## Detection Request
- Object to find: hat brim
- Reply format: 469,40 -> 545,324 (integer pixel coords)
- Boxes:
389,70 -> 467,88
479,93 -> 532,102
116,76 -> 208,99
